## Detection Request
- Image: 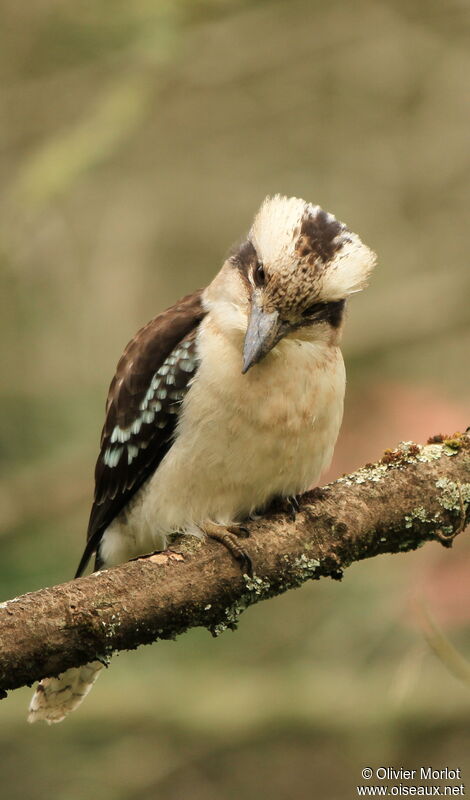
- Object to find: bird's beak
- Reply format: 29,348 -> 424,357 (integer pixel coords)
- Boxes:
242,301 -> 285,374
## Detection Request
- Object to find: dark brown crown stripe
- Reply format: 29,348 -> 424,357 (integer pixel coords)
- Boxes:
297,208 -> 350,264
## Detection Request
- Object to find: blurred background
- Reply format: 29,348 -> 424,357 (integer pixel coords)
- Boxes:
1,1 -> 469,797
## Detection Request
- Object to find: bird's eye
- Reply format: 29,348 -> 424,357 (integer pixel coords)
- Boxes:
254,263 -> 266,286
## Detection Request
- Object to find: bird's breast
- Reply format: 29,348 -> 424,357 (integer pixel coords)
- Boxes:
138,319 -> 346,531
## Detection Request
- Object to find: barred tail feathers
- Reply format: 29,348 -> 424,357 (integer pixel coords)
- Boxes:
27,661 -> 104,724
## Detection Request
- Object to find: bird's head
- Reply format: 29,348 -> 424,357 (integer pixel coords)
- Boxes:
205,194 -> 377,373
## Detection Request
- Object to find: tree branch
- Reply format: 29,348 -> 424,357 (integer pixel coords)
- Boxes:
1,433 -> 469,697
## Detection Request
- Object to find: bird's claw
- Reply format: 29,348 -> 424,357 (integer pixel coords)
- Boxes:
268,494 -> 301,520
233,524 -> 250,538
286,495 -> 300,521
203,522 -> 253,576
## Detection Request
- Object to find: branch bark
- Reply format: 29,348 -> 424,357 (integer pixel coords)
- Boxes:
1,433 -> 469,697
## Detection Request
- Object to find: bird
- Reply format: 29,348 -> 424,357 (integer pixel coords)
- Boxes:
28,194 -> 376,723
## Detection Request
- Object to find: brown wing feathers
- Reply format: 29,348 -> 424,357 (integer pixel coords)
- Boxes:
75,290 -> 206,578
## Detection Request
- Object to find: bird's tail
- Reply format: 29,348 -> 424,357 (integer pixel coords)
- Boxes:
27,661 -> 104,724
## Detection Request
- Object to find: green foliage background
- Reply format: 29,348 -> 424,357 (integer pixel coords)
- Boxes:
1,1 -> 470,797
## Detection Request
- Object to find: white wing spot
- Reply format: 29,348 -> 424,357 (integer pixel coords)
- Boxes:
104,446 -> 124,468
108,339 -> 197,465
110,427 -> 131,444
131,418 -> 143,435
127,445 -> 139,464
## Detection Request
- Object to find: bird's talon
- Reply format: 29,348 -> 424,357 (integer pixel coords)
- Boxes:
291,496 -> 300,513
233,525 -> 250,538
286,495 -> 300,521
241,553 -> 253,577
203,524 -> 253,574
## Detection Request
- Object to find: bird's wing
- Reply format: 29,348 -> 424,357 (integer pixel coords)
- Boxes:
75,290 -> 206,577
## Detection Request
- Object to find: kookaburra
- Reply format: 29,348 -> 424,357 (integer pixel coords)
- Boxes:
28,194 -> 376,723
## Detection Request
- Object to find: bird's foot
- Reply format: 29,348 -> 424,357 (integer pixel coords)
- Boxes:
286,495 -> 300,521
269,494 -> 301,521
202,521 -> 253,576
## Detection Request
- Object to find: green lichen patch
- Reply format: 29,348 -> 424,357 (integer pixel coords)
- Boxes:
441,525 -> 455,536
337,462 -> 388,487
404,507 -> 431,528
337,437 -> 466,490
336,441 -> 444,488
436,478 -> 470,512
101,612 -> 122,635
382,440 -> 454,467
293,553 -> 321,578
396,537 -> 426,552
210,602 -> 244,637
417,443 -> 444,462
208,559 -> 325,638
209,573 -> 273,637
243,573 -> 271,595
